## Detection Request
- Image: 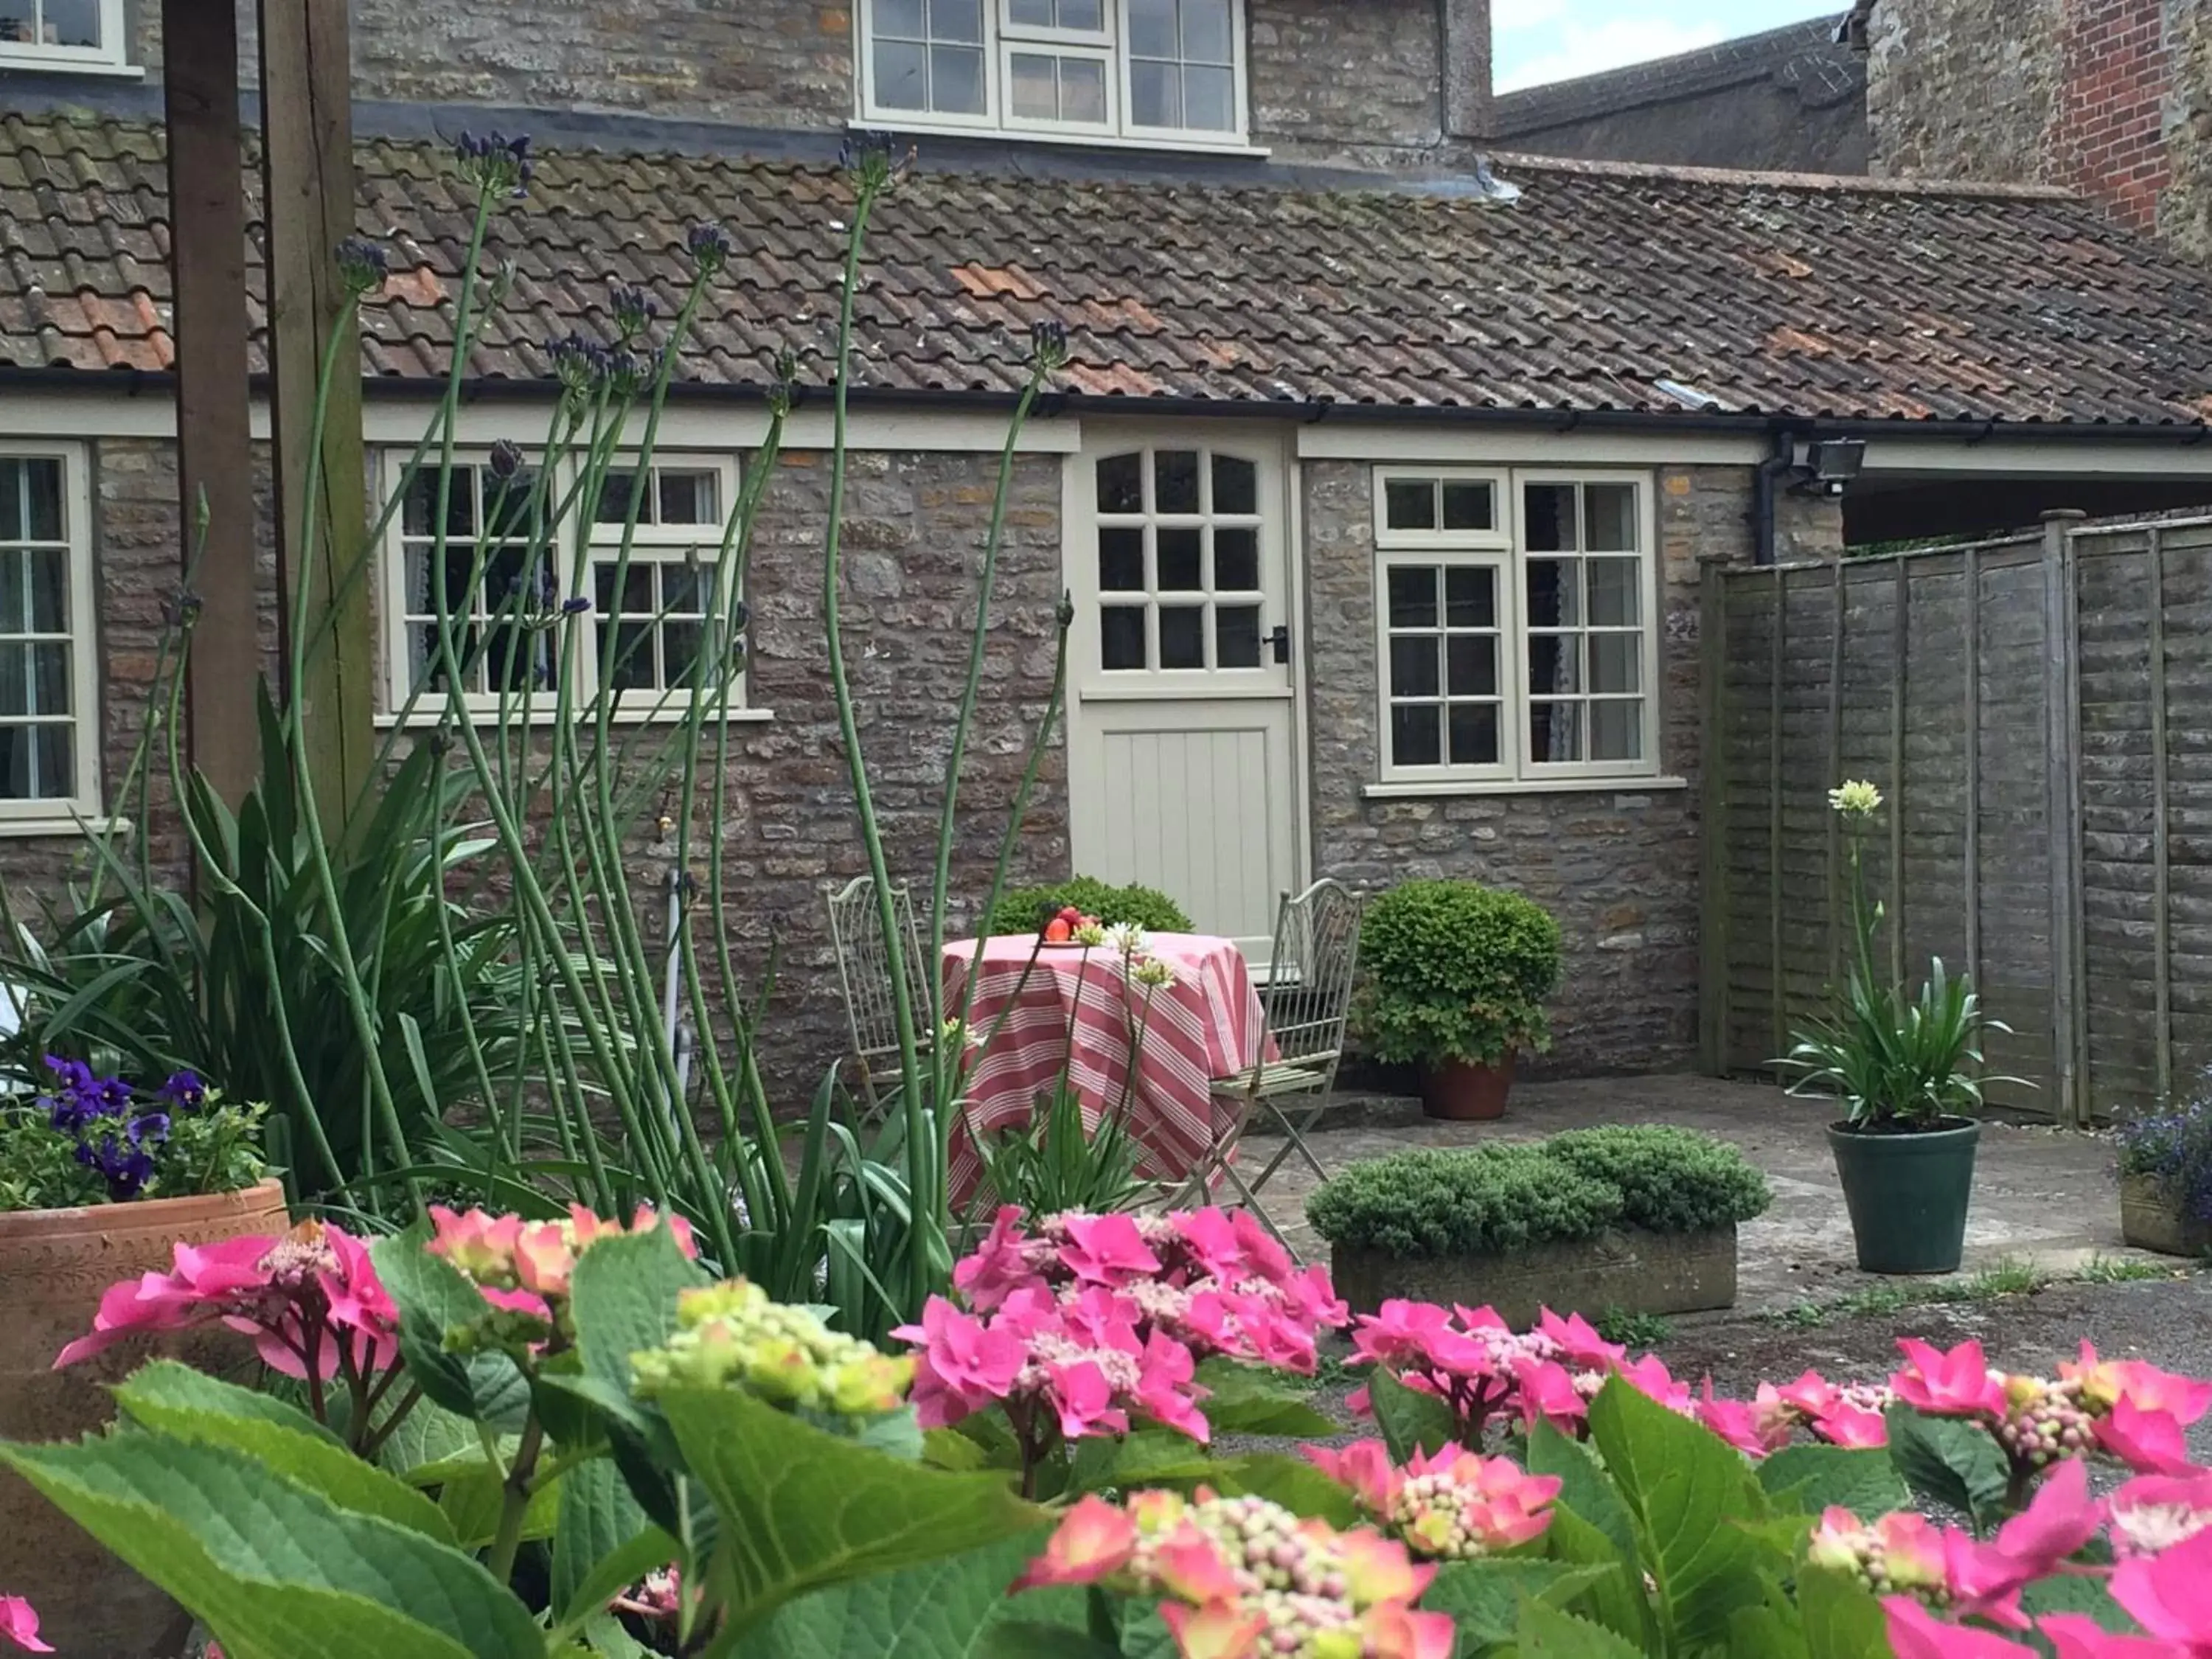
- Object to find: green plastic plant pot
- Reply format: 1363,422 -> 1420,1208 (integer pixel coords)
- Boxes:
1826,1117 -> 1980,1276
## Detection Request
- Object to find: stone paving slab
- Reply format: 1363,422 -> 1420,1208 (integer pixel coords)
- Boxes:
1247,1074 -> 2150,1315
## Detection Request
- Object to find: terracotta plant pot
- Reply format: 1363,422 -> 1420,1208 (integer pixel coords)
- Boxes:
1421,1053 -> 1516,1121
0,1179 -> 289,1658
2119,1172 -> 2212,1258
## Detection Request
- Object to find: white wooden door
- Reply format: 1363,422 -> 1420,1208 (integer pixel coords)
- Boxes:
1065,429 -> 1301,959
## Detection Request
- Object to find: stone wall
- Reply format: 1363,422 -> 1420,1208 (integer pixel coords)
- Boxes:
1866,0 -> 2065,183
116,0 -> 1480,170
1,433 -> 1068,1110
1300,462 -> 1826,1075
1866,0 -> 2212,260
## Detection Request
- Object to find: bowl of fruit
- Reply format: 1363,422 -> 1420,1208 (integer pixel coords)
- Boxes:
1040,905 -> 1103,947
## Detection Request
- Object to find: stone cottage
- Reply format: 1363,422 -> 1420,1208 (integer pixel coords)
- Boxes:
8,0 -> 2212,1089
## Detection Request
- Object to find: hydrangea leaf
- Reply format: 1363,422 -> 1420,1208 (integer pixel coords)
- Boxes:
1423,1558 -> 1615,1647
1584,1376 -> 1782,1655
1368,1365 -> 1458,1464
1882,1406 -> 2010,1534
655,1382 -> 1045,1649
371,1225 -> 532,1430
1756,1444 -> 1910,1520
732,1528 -> 1088,1658
112,1361 -> 454,1543
0,1432 -> 540,1659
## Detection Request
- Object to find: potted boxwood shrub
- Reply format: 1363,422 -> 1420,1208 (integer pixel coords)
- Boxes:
1354,879 -> 1562,1121
0,1057 -> 282,1657
1780,782 -> 2019,1276
2113,1091 -> 2212,1256
1305,1124 -> 1770,1321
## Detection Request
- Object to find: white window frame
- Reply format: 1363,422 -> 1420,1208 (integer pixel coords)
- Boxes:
0,0 -> 132,73
1373,467 -> 1661,788
375,451 -> 747,723
0,442 -> 102,825
580,454 -> 745,719
857,0 -> 1251,150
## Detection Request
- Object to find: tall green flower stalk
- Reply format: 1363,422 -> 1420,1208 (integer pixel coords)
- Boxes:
4,129 -> 1074,1340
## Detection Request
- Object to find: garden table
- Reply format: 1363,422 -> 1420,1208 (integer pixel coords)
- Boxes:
940,933 -> 1268,1208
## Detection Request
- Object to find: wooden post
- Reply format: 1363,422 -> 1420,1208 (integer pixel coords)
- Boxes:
2149,527 -> 2174,1106
2042,509 -> 2087,1126
1768,565 -> 1788,1062
1697,557 -> 1730,1074
1890,556 -> 1908,984
1825,557 -> 1844,986
261,0 -> 376,827
1963,541 -> 1982,994
162,0 -> 258,806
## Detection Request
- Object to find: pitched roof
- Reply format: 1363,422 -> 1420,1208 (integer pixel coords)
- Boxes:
7,108 -> 2212,427
1493,16 -> 1863,139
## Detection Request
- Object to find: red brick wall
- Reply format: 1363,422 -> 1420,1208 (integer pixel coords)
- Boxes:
2055,0 -> 2175,232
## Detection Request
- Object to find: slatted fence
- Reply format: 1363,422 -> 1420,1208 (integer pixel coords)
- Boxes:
1700,512 -> 2212,1124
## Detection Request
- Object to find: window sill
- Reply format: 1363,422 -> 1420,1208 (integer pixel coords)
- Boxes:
1361,776 -> 1688,801
849,115 -> 1267,159
0,814 -> 128,839
375,708 -> 776,731
0,56 -> 144,79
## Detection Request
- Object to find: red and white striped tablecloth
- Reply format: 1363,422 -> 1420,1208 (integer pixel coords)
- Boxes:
942,933 -> 1267,1208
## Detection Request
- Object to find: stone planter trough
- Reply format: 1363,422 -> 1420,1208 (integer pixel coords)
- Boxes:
1330,1224 -> 1740,1328
2119,1172 -> 2212,1258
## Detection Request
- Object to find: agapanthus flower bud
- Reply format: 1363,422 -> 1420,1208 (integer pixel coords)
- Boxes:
560,595 -> 593,616
839,129 -> 913,189
163,585 -> 204,628
548,331 -> 606,393
686,223 -> 733,276
610,281 -> 659,339
487,438 -> 525,481
454,128 -> 535,198
1029,319 -> 1070,372
334,236 -> 389,299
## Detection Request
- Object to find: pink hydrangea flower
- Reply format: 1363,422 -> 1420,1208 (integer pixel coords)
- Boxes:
1892,1338 -> 2009,1420
53,1219 -> 398,1380
1055,1213 -> 1161,1287
1881,1599 -> 2039,1659
894,1298 -> 1026,1428
2038,1613 -> 2183,1659
0,1598 -> 52,1654
2107,1514 -> 2212,1650
2109,1471 -> 2212,1557
2095,1395 -> 2199,1477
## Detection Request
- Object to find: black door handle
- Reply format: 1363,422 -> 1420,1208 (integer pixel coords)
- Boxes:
1269,624 -> 1291,664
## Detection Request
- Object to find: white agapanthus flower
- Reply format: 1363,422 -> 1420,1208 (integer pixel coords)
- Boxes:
1105,922 -> 1150,957
1829,779 -> 1884,818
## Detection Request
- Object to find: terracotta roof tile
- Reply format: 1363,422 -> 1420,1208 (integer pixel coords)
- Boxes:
7,111 -> 2212,423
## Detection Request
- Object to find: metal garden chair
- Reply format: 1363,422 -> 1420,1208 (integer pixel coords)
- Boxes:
1174,877 -> 1365,1256
824,874 -> 935,1108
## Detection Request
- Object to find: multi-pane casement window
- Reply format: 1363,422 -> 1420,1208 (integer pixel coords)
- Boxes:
378,453 -> 742,719
0,0 -> 130,69
1373,469 -> 1660,786
860,0 -> 1248,147
0,448 -> 100,822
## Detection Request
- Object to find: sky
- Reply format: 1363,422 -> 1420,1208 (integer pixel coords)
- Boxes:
1492,0 -> 1848,93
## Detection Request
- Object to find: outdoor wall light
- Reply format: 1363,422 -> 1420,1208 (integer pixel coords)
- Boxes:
1793,438 -> 1867,497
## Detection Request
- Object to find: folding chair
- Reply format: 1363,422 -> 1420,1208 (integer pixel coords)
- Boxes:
824,874 -> 935,1111
1175,878 -> 1365,1256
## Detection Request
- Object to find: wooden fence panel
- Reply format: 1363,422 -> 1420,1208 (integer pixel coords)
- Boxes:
1711,535 -> 2060,1116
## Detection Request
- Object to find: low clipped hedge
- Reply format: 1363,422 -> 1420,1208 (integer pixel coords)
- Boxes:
982,877 -> 1193,939
1306,1126 -> 1771,1261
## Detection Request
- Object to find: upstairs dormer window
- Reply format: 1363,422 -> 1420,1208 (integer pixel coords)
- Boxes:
0,0 -> 129,72
860,0 -> 1248,148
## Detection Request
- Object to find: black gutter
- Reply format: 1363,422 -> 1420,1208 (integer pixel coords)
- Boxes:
13,365 -> 2212,451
